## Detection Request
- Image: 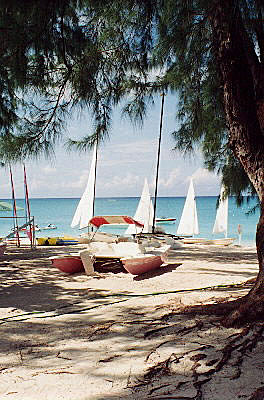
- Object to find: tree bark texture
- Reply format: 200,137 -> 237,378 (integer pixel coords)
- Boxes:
210,0 -> 264,325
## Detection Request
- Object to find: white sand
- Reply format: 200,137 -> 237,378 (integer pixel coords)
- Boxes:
0,243 -> 262,400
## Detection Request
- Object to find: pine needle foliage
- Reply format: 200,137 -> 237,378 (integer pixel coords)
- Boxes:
0,0 -> 263,205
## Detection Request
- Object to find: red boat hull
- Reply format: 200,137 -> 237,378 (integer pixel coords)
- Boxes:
51,256 -> 84,274
121,255 -> 163,275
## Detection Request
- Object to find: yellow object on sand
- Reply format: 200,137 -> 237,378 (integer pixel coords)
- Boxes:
37,237 -> 59,246
36,236 -> 81,246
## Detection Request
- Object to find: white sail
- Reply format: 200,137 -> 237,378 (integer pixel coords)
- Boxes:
177,178 -> 199,235
213,185 -> 228,237
71,145 -> 97,229
126,178 -> 154,235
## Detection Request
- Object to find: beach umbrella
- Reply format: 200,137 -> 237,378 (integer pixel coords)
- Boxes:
0,201 -> 23,211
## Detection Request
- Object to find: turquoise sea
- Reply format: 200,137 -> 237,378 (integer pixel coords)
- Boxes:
0,196 -> 259,246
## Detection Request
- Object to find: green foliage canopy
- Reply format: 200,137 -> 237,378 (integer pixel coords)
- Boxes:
0,0 -> 263,202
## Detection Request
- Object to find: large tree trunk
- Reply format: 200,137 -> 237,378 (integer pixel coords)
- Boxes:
210,0 -> 264,326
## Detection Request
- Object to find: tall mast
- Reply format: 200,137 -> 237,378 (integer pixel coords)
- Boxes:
9,165 -> 20,247
92,140 -> 98,219
23,164 -> 31,222
152,92 -> 165,233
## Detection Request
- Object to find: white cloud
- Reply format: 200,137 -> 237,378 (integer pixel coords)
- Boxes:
190,168 -> 218,185
41,166 -> 56,174
106,139 -> 157,156
159,168 -> 181,188
103,173 -> 141,189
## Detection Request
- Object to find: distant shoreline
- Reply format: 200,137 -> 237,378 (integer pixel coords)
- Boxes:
0,195 -> 259,200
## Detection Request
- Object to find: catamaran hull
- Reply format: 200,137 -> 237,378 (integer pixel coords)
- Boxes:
121,255 -> 163,275
183,237 -> 234,246
183,238 -> 206,244
155,218 -> 176,225
202,238 -> 235,246
50,256 -> 84,274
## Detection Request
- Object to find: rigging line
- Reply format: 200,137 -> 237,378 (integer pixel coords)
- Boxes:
23,164 -> 31,222
152,92 -> 165,232
23,164 -> 34,247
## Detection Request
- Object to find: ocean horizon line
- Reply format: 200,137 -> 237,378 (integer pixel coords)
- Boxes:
0,195 -> 258,200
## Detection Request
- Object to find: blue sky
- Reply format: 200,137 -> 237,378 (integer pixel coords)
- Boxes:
1,94 -> 221,199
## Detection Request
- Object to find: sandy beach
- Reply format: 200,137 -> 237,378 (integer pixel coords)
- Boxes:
0,242 -> 263,400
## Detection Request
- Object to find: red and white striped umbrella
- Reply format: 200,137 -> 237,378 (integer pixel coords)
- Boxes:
89,215 -> 144,229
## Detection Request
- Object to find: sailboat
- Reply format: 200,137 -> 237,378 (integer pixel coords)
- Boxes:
71,144 -> 97,229
207,185 -> 235,245
125,178 -> 154,235
213,185 -> 228,237
151,93 -> 176,230
177,178 -> 200,239
177,179 -> 206,244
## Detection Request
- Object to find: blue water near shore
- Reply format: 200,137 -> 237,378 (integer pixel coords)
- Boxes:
0,196 -> 259,246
